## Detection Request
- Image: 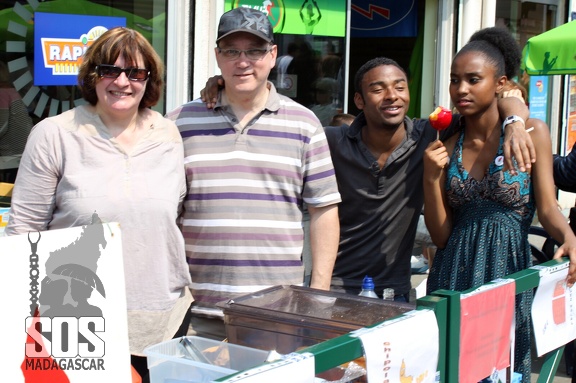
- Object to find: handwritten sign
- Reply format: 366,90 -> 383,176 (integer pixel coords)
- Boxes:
353,309 -> 439,383
459,279 -> 515,383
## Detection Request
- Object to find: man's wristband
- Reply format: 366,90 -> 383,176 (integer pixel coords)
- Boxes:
502,115 -> 525,131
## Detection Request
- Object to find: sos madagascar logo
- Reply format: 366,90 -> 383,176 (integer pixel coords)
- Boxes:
24,215 -> 107,374
230,0 -> 286,32
40,26 -> 108,76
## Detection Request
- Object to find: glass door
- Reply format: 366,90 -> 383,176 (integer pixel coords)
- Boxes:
496,0 -> 560,125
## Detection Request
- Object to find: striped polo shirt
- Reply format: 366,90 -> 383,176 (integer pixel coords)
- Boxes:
166,83 -> 341,309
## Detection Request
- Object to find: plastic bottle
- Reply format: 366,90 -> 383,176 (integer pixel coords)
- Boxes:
382,288 -> 395,301
358,275 -> 379,298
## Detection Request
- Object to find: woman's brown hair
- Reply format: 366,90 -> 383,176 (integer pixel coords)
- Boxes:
77,27 -> 164,108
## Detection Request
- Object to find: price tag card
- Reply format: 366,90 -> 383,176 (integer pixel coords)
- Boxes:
352,310 -> 439,383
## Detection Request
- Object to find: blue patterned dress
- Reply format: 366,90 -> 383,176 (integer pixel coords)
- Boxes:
426,129 -> 535,382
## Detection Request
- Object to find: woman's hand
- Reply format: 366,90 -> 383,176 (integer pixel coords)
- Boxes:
200,75 -> 224,109
423,140 -> 452,249
423,140 -> 449,183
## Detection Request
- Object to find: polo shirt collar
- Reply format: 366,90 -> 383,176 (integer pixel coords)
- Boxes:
213,81 -> 281,113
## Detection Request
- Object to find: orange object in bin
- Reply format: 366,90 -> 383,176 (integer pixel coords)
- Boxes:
131,365 -> 142,383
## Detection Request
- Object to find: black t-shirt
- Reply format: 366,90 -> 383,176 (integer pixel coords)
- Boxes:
325,113 -> 456,295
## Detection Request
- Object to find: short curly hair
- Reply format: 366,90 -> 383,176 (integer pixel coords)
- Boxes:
77,27 -> 164,108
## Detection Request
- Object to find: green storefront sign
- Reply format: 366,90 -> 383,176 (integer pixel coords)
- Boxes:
227,0 -> 346,37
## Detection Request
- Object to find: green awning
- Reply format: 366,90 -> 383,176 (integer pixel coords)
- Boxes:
521,20 -> 576,75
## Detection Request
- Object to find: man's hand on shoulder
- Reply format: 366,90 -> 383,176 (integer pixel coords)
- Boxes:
201,75 -> 224,109
502,118 -> 536,175
498,96 -> 535,174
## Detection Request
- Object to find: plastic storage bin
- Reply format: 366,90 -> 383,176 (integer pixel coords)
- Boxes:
144,336 -> 269,383
219,285 -> 414,354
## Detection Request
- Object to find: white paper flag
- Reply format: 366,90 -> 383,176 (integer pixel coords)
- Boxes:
353,310 -> 439,382
531,262 -> 576,356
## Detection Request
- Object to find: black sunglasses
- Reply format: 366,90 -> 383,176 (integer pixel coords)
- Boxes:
95,64 -> 150,81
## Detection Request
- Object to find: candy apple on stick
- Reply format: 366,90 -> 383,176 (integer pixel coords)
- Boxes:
429,106 -> 452,140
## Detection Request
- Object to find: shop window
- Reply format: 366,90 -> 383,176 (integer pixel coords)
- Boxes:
0,0 -> 167,182
270,35 -> 346,126
495,0 -> 557,48
495,0 -> 558,109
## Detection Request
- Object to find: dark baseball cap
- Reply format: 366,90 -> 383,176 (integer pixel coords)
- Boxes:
217,7 -> 274,44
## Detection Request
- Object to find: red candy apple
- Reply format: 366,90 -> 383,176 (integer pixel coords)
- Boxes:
429,106 -> 452,139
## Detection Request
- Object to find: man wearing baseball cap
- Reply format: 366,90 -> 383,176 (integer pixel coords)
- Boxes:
166,7 -> 341,339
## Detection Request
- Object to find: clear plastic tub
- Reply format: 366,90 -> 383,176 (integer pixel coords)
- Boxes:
144,336 -> 270,383
219,285 -> 414,354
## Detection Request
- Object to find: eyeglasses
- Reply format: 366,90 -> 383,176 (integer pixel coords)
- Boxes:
217,48 -> 271,61
95,64 -> 150,81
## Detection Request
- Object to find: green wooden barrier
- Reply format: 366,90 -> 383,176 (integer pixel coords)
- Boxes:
215,258 -> 571,382
431,258 -> 568,383
298,294 -> 450,377
429,289 -> 461,382
417,294 -> 450,381
214,292 -> 450,382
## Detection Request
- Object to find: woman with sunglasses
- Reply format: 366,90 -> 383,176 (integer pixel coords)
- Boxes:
6,27 -> 193,381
